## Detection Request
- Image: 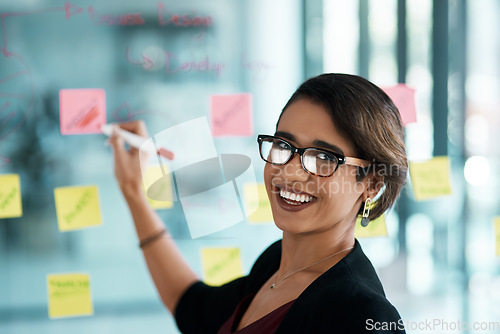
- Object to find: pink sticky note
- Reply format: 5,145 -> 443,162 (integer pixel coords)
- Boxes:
382,84 -> 417,126
59,89 -> 106,135
210,93 -> 253,137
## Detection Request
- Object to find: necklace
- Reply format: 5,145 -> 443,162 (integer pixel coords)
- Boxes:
270,246 -> 354,289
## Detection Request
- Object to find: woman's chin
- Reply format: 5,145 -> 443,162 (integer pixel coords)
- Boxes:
273,217 -> 313,235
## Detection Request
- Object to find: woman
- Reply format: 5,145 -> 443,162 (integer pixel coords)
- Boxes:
109,73 -> 407,333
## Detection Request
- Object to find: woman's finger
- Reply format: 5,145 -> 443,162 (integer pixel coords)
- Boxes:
116,120 -> 149,138
108,128 -> 128,165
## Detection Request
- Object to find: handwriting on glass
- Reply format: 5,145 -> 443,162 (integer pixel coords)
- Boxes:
0,186 -> 17,211
49,278 -> 89,298
64,190 -> 92,224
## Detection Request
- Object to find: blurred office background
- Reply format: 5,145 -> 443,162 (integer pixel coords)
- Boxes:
0,0 -> 499,333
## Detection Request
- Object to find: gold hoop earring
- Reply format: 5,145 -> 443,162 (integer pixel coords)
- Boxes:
361,198 -> 371,227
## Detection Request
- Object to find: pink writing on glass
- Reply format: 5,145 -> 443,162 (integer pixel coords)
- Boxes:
165,51 -> 225,77
157,3 -> 213,27
87,6 -> 145,26
241,54 -> 274,81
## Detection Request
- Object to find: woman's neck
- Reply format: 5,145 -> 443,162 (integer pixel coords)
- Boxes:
278,231 -> 355,276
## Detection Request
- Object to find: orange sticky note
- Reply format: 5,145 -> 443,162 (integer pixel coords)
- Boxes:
210,93 -> 253,137
59,89 -> 106,135
382,84 -> 417,125
47,273 -> 93,318
201,248 -> 243,286
0,174 -> 22,218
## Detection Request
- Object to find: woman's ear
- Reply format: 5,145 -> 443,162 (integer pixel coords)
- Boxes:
363,171 -> 384,201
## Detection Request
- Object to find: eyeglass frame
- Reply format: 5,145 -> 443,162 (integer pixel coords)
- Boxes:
257,134 -> 371,177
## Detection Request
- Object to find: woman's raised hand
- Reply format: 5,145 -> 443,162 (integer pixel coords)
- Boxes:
108,120 -> 151,198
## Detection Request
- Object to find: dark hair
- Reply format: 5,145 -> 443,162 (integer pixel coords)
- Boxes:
277,73 -> 408,220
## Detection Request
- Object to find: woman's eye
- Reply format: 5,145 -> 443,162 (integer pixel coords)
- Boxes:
317,152 -> 334,161
278,142 -> 289,150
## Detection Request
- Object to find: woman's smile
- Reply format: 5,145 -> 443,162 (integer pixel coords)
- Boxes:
273,184 -> 317,212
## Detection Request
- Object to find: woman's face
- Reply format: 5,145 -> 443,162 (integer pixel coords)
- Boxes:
264,99 -> 367,237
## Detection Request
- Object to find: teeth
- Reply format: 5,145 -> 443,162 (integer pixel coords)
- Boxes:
280,189 -> 290,199
279,188 -> 315,204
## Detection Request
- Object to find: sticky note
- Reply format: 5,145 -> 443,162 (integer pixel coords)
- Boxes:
354,214 -> 387,238
142,165 -> 174,209
210,93 -> 253,137
243,183 -> 273,223
181,182 -> 243,239
54,185 -> 102,231
233,159 -> 259,219
59,89 -> 106,135
409,156 -> 452,201
382,84 -> 417,126
150,117 -> 218,173
47,273 -> 93,318
495,217 -> 500,256
201,248 -> 243,286
0,174 -> 22,218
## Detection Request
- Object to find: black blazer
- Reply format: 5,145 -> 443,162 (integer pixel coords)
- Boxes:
175,239 -> 406,333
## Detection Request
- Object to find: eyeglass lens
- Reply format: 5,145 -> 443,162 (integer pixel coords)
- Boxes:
259,137 -> 339,176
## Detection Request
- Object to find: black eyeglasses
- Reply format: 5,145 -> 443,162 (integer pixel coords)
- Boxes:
257,135 -> 370,177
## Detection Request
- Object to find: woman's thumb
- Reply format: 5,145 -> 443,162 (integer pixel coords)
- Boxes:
108,127 -> 127,164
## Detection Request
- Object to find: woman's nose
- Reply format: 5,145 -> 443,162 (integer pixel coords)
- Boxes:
281,153 -> 310,182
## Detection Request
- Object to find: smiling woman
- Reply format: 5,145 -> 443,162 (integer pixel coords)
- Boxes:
277,74 -> 408,221
110,73 -> 408,334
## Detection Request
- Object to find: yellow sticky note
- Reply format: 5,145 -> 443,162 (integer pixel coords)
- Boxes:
409,156 -> 452,201
0,174 -> 22,218
494,217 -> 500,256
244,183 -> 273,223
201,248 -> 243,286
54,185 -> 102,231
354,214 -> 388,238
47,273 -> 93,318
142,165 -> 173,210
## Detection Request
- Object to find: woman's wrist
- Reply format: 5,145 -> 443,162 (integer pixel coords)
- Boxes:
139,228 -> 168,249
120,182 -> 146,202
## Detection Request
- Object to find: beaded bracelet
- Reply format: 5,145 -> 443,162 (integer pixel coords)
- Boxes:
139,228 -> 167,249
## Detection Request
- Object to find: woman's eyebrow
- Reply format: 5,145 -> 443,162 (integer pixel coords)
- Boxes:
274,131 -> 345,155
274,131 -> 295,142
313,140 -> 344,155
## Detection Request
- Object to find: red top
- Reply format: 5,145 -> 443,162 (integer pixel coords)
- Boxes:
217,291 -> 296,334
